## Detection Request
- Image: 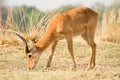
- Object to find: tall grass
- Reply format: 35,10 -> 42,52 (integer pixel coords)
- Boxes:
0,5 -> 74,45
1,6 -> 120,45
0,8 -> 49,45
100,9 -> 120,43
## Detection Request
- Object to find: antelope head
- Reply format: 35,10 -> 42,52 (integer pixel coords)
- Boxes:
16,33 -> 41,70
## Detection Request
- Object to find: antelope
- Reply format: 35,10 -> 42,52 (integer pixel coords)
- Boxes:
16,7 -> 98,70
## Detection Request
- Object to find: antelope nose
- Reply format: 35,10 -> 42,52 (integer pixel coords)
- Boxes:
28,67 -> 33,70
28,66 -> 35,70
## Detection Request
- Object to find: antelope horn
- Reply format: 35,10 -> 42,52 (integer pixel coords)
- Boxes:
16,33 -> 30,53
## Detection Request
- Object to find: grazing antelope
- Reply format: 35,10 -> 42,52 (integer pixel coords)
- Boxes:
16,7 -> 98,70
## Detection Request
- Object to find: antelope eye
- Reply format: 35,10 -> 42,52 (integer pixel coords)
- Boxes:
28,55 -> 32,58
28,52 -> 33,58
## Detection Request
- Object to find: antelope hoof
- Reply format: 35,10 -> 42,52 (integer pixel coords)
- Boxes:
86,65 -> 95,70
27,67 -> 33,71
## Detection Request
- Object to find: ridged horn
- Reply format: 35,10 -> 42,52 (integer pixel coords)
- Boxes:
16,33 -> 30,53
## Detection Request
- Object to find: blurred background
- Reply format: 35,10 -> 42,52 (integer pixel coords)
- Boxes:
0,1 -> 120,80
0,0 -> 120,44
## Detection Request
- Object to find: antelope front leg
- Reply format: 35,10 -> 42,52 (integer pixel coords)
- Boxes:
46,41 -> 58,68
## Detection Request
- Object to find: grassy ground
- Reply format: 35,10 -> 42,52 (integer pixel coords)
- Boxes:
0,37 -> 120,80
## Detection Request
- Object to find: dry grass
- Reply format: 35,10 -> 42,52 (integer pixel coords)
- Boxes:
0,7 -> 120,80
100,9 -> 120,43
0,9 -> 47,44
0,38 -> 120,80
0,32 -> 8,45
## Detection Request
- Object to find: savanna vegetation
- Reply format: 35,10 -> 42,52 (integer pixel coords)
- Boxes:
0,1 -> 120,80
